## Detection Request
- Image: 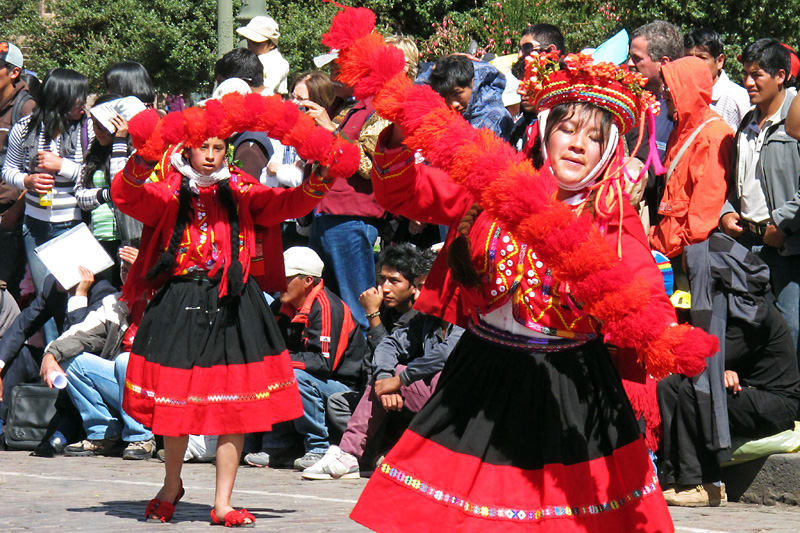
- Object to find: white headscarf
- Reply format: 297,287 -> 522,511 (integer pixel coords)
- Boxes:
170,149 -> 231,193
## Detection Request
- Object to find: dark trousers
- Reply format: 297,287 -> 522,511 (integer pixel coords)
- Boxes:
657,374 -> 797,486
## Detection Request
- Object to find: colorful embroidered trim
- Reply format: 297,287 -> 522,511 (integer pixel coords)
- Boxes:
126,378 -> 296,407
469,318 -> 594,353
377,460 -> 660,522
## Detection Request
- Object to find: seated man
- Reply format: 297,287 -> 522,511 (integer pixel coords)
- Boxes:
303,310 -> 463,479
658,233 -> 800,507
327,243 -> 431,437
246,247 -> 368,470
38,244 -> 154,459
0,268 -> 115,450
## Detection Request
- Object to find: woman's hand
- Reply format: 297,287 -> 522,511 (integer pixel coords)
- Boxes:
23,173 -> 55,194
110,114 -> 129,138
36,151 -> 64,173
300,100 -> 336,132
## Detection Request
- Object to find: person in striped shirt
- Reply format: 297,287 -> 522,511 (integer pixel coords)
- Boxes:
1,68 -> 93,342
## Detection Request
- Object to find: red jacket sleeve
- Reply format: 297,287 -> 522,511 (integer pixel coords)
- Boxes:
247,168 -> 334,227
371,125 -> 474,225
110,156 -> 176,227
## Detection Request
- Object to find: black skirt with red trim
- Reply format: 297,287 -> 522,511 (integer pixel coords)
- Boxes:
123,275 -> 303,437
350,327 -> 674,533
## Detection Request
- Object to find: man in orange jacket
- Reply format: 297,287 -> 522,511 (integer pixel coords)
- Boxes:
650,55 -> 734,290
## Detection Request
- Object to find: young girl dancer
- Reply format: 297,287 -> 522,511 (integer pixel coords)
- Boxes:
111,95 -> 358,527
318,8 -> 717,531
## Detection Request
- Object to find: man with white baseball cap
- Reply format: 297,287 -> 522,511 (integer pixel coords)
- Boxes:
236,16 -> 290,95
243,246 -> 368,470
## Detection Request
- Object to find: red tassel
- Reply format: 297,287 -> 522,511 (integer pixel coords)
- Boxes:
270,101 -> 301,142
182,107 -> 208,148
256,94 -> 286,133
321,7 -> 376,50
372,73 -> 413,123
328,137 -> 361,178
219,92 -> 248,139
160,111 -> 185,146
673,326 -> 718,377
283,114 -> 317,152
128,109 -> 161,151
203,99 -> 226,140
298,127 -> 335,162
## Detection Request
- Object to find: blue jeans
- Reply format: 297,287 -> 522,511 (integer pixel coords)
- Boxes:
62,352 -> 152,442
309,215 -> 378,330
23,216 -> 80,343
263,369 -> 350,454
757,246 -> 800,357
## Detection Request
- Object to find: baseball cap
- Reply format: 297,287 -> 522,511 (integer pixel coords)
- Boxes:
236,16 -> 280,46
284,247 -> 324,277
0,42 -> 23,69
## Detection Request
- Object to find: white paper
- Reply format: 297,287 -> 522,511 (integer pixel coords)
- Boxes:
49,371 -> 68,389
34,223 -> 114,289
90,96 -> 147,134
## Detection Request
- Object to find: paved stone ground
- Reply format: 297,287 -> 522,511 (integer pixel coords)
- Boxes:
2,451 -> 800,532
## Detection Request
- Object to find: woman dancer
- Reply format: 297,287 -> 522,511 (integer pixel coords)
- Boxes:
320,9 -> 716,531
111,95 -> 357,527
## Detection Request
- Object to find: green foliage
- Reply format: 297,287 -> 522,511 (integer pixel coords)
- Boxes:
420,0 -> 621,60
4,0 -> 219,95
5,0 -> 800,95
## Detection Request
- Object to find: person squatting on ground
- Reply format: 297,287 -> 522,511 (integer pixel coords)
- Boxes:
303,307 -> 464,480
110,95 -> 349,526
38,244 -> 156,460
245,246 -> 367,471
319,10 -> 716,529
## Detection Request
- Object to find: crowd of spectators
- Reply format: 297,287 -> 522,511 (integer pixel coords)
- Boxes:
1,10 -> 800,515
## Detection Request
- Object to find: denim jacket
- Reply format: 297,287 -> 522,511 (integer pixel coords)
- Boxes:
721,91 -> 800,256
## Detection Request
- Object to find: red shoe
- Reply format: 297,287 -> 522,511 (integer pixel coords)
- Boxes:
210,508 -> 256,527
145,481 -> 185,523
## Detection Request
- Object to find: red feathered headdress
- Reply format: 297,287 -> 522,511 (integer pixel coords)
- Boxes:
128,93 -> 359,179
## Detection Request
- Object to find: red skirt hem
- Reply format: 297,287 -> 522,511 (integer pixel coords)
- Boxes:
350,432 -> 674,533
123,352 -> 303,436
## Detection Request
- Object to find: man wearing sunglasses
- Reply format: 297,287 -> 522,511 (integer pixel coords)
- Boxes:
510,25 -> 566,155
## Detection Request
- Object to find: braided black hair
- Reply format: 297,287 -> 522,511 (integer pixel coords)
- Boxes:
217,179 -> 244,298
447,203 -> 483,287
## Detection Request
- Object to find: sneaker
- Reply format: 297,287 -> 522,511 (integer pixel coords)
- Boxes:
244,447 -> 297,469
156,449 -> 166,463
294,451 -> 324,471
64,438 -> 125,457
302,446 -> 360,480
122,437 -> 156,460
244,451 -> 271,467
664,483 -> 727,507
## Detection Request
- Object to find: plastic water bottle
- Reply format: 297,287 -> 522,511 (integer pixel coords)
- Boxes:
39,190 -> 53,207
